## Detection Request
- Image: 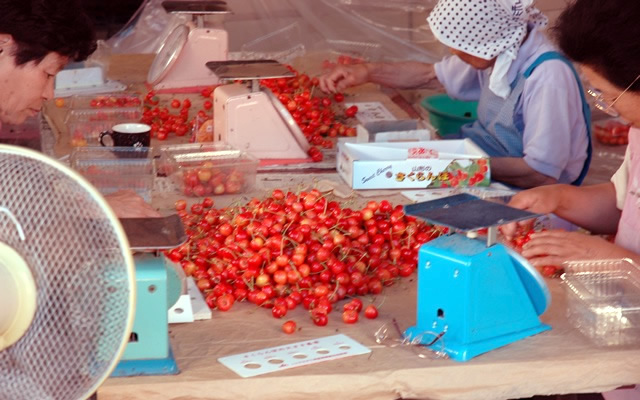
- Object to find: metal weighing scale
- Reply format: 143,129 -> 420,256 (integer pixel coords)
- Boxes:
208,60 -> 311,159
147,1 -> 232,91
403,194 -> 551,362
111,215 -> 190,376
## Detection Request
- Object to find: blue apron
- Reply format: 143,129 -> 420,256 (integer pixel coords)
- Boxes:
458,51 -> 592,185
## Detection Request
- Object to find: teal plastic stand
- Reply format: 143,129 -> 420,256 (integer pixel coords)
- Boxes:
405,234 -> 551,361
111,348 -> 178,377
112,254 -> 179,376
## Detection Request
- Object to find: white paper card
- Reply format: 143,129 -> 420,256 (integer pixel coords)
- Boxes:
168,294 -> 195,324
187,277 -> 212,321
345,101 -> 396,123
218,334 -> 371,378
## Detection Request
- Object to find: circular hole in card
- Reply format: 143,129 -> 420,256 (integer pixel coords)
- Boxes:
315,349 -> 330,355
293,353 -> 308,359
244,363 -> 262,369
338,345 -> 351,350
268,358 -> 284,365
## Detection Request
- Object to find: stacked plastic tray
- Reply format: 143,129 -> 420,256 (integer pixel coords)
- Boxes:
562,259 -> 640,346
70,146 -> 155,202
65,92 -> 143,147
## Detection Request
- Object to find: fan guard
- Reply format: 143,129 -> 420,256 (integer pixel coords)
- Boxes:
0,145 -> 135,400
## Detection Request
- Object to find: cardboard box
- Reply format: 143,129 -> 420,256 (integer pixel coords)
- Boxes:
337,140 -> 490,189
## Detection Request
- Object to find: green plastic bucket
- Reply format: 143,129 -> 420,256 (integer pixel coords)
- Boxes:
421,94 -> 478,136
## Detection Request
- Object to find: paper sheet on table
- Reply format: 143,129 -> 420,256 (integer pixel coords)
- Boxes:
345,101 -> 397,124
100,280 -> 640,400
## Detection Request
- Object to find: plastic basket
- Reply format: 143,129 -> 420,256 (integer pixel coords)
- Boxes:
421,94 -> 478,136
561,258 -> 640,346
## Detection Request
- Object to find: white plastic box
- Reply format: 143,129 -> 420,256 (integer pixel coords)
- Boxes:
355,120 -> 432,143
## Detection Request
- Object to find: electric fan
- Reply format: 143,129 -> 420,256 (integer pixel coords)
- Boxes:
0,145 -> 135,399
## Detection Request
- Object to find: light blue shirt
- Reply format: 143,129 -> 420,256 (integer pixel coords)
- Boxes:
434,28 -> 589,183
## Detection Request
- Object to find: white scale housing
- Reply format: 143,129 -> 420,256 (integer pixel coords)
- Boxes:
147,1 -> 231,90
210,61 -> 310,159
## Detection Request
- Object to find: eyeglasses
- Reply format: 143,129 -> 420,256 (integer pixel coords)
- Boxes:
587,74 -> 640,117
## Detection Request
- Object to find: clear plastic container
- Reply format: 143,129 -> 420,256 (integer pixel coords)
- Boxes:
159,143 -> 259,197
561,258 -> 640,346
70,92 -> 143,109
65,107 -> 143,146
594,120 -> 630,146
70,146 -> 155,202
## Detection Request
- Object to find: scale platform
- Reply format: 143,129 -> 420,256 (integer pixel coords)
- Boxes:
404,193 -> 536,231
120,214 -> 187,251
147,1 -> 232,91
404,194 -> 551,361
208,60 -> 310,159
207,60 -> 295,80
162,0 -> 230,14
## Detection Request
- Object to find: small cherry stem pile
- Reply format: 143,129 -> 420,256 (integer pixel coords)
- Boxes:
165,190 -> 446,328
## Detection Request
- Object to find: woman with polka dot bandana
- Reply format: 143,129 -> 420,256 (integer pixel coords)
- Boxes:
319,0 -> 591,189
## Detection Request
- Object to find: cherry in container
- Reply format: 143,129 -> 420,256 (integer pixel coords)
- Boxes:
594,120 -> 630,146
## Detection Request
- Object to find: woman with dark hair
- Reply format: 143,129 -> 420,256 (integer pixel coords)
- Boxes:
319,0 -> 592,189
0,0 -> 96,124
0,0 -> 158,217
503,0 -> 640,267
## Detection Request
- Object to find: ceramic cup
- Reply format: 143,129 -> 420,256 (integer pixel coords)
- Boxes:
99,123 -> 151,148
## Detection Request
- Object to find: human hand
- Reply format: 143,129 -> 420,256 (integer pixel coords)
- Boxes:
501,185 -> 564,239
318,64 -> 369,93
521,230 -> 632,267
105,190 -> 161,218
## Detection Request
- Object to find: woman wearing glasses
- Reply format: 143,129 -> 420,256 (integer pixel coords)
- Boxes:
503,0 -> 640,266
319,0 -> 591,189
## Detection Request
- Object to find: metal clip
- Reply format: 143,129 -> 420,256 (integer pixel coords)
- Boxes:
374,318 -> 448,360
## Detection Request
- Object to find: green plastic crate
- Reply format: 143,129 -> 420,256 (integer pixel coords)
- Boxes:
421,94 -> 478,136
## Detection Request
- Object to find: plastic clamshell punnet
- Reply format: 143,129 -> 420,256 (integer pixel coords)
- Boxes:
561,258 -> 640,346
159,143 -> 259,197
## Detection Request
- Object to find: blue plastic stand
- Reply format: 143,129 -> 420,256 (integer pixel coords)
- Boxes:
112,254 -> 180,376
405,234 -> 551,361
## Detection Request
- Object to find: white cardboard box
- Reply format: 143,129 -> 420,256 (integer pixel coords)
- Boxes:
355,120 -> 433,143
337,139 -> 490,190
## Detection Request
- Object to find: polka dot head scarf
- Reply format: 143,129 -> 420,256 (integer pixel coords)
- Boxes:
428,0 -> 548,98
